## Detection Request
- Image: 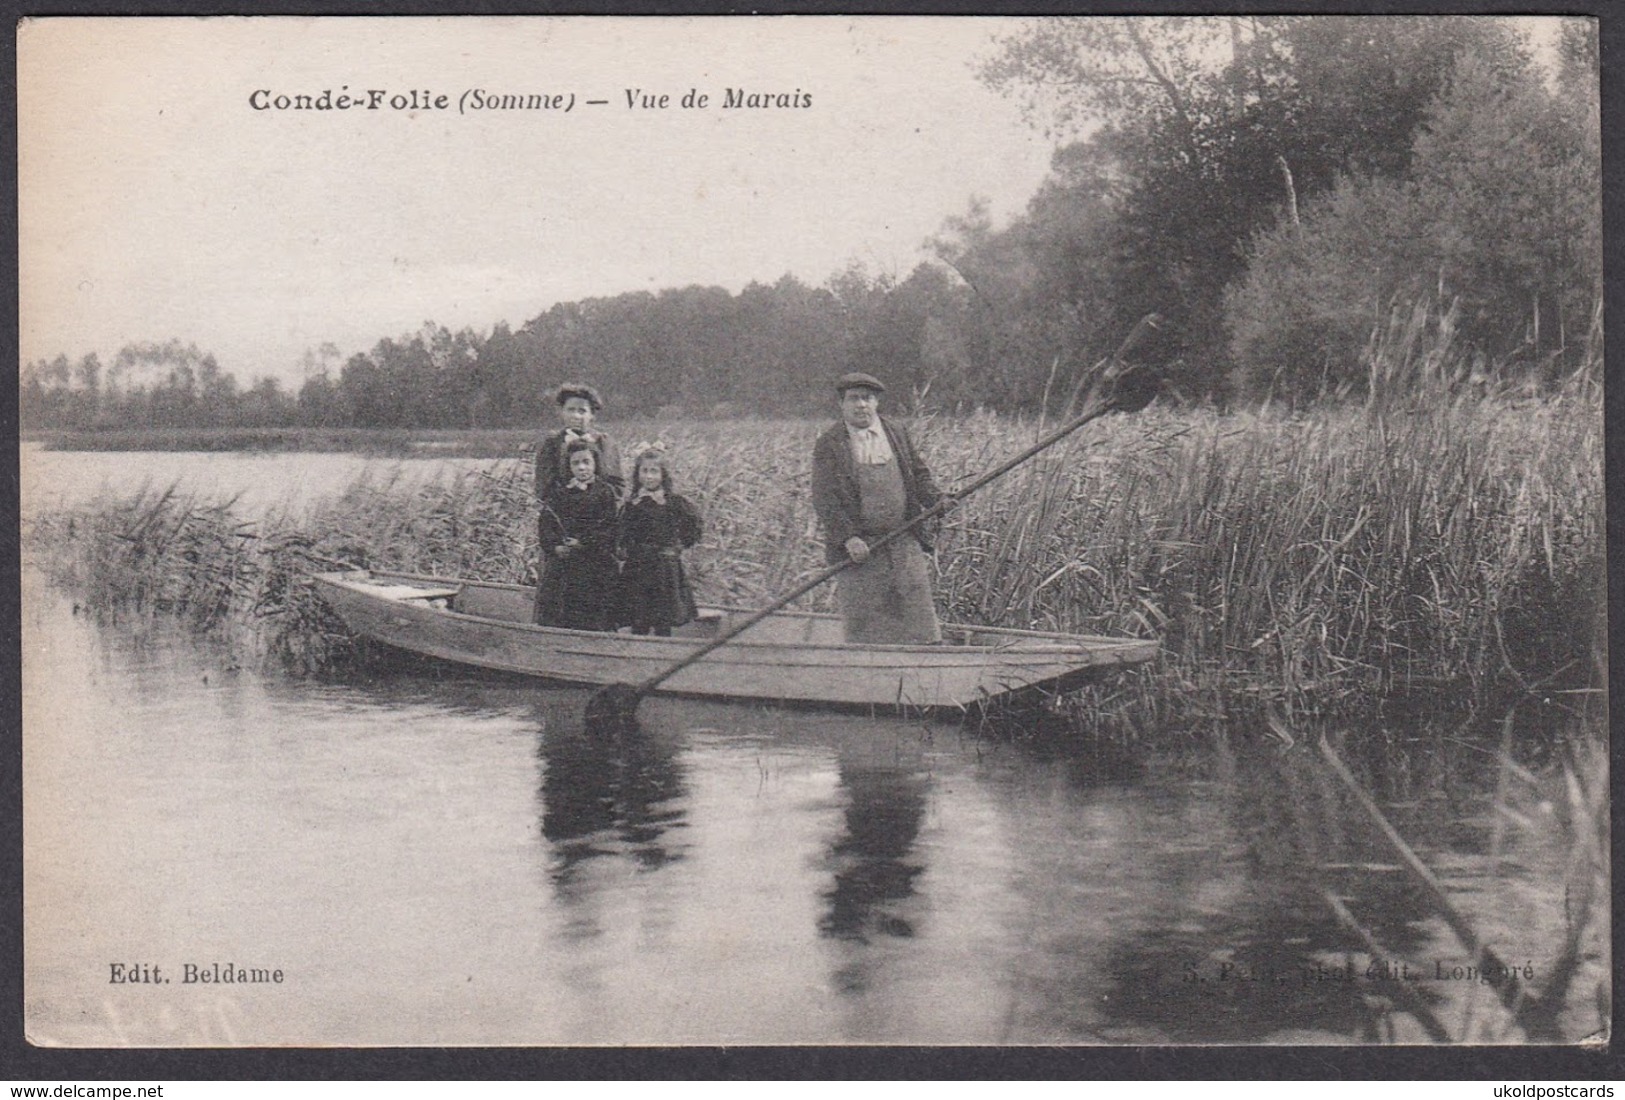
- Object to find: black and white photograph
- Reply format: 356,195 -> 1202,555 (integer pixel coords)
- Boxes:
17,14 -> 1608,1048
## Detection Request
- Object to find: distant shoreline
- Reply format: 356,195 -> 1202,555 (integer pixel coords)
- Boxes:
28,426 -> 543,458
23,418 -> 827,457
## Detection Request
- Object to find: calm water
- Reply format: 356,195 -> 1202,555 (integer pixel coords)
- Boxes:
21,449 -> 1600,1045
19,441 -> 507,515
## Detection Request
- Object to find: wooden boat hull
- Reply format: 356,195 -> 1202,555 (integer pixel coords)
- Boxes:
313,570 -> 1158,710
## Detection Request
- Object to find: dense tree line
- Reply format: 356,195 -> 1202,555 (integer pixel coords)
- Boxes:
20,340 -> 297,431
21,17 -> 1599,431
974,15 -> 1600,401
21,269 -> 986,428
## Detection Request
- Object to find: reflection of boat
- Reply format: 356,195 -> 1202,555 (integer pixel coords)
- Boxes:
313,570 -> 1158,710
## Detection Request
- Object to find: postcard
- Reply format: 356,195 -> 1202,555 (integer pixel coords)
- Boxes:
18,14 -> 1607,1048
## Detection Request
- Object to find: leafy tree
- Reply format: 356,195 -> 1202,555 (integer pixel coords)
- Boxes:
977,15 -> 1529,398
296,367 -> 346,428
1407,45 -> 1600,367
1226,28 -> 1600,398
337,347 -> 393,428
296,343 -> 347,428
466,321 -> 527,427
196,354 -> 237,426
1224,175 -> 1419,400
20,356 -> 72,428
928,200 -> 1052,408
239,376 -> 293,428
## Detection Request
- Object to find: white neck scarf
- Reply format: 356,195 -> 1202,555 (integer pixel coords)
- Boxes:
634,488 -> 667,504
846,421 -> 894,465
567,476 -> 594,491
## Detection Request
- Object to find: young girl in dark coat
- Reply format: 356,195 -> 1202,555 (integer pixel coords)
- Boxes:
616,445 -> 703,636
534,442 -> 620,630
535,383 -> 624,503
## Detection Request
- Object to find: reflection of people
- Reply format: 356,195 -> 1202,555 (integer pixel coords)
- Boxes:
534,443 -> 618,629
616,444 -> 703,636
535,382 -> 624,503
535,708 -> 688,885
810,372 -> 943,643
820,760 -> 929,944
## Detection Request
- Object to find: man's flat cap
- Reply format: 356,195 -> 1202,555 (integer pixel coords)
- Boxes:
834,372 -> 886,394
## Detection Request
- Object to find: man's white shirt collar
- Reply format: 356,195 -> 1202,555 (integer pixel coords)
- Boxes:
846,421 -> 894,465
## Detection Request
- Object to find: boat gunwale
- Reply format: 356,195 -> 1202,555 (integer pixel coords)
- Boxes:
312,569 -> 1159,659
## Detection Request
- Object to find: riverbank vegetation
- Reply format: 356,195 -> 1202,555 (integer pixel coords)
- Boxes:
25,353 -> 1603,740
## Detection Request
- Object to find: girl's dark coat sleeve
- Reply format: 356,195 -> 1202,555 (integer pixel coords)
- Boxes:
674,495 -> 703,548
538,500 -> 566,549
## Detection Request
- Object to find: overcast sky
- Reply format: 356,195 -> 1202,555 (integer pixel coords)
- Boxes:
19,16 -> 1065,385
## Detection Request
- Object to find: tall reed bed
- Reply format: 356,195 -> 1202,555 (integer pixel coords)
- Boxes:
927,389 -> 1603,726
24,391 -> 1603,727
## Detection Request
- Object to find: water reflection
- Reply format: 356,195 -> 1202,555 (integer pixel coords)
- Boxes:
819,758 -> 929,945
23,579 -> 1601,1044
1088,737 -> 1512,1043
536,711 -> 689,884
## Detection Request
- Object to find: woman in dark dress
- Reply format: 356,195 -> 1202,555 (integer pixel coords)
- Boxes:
534,442 -> 619,630
615,445 -> 703,636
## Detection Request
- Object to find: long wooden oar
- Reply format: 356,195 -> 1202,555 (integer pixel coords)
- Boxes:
585,315 -> 1162,728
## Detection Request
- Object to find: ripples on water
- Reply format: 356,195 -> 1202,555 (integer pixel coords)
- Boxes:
22,573 -> 1595,1047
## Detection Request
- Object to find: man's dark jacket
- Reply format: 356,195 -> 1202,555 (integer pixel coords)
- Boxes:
810,416 -> 942,565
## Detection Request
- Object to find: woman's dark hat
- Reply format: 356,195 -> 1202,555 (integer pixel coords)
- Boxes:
555,382 -> 604,411
834,372 -> 886,395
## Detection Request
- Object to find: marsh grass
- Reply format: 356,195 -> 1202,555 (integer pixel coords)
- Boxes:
925,389 -> 1600,745
24,376 -> 1602,732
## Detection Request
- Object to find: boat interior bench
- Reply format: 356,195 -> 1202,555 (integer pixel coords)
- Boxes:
355,578 -> 1095,651
424,583 -> 729,636
375,584 -> 464,603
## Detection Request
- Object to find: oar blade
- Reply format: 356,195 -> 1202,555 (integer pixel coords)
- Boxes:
585,681 -> 644,732
1112,363 -> 1161,413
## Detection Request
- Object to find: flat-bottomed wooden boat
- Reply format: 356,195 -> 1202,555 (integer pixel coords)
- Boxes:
314,570 -> 1158,710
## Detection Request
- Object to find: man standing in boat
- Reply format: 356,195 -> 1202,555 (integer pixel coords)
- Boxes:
811,372 -> 945,644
